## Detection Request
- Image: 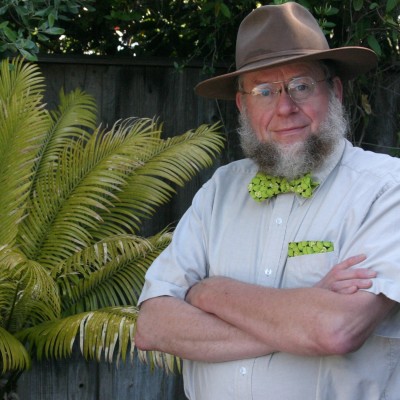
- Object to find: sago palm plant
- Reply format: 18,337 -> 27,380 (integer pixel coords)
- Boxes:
0,58 -> 224,398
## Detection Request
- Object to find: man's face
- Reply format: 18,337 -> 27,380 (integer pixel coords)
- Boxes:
236,62 -> 347,179
236,62 -> 343,146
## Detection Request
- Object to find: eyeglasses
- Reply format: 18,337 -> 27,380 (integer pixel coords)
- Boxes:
240,76 -> 330,105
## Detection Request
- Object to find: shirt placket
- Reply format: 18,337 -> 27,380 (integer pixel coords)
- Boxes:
233,359 -> 255,400
257,194 -> 295,286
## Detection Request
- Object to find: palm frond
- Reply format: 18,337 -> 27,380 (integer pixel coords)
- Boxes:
0,250 -> 60,332
0,58 -> 44,103
30,88 -> 98,187
91,123 -> 225,239
17,89 -> 98,260
0,278 -> 18,329
140,123 -> 225,185
9,260 -> 60,328
0,327 -> 30,373
17,306 -> 179,372
0,58 -> 50,246
137,348 -> 181,374
17,307 -> 137,364
56,232 -> 172,315
18,118 -> 162,267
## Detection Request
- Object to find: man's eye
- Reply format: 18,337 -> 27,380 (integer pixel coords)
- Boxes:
253,86 -> 273,97
259,89 -> 272,97
293,83 -> 309,92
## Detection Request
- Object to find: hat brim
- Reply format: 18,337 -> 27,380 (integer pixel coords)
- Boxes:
195,47 -> 377,100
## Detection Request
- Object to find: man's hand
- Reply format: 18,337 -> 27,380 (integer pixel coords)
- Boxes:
314,254 -> 377,294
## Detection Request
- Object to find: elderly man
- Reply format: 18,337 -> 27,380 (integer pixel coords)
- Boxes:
135,3 -> 400,399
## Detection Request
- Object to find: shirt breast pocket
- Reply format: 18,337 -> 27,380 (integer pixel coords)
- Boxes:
282,251 -> 339,289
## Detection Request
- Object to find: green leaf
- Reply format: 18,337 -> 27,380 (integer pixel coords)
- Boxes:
44,27 -> 65,35
321,21 -> 336,29
353,0 -> 364,11
48,12 -> 56,28
386,0 -> 400,12
0,6 -> 9,16
3,26 -> 18,42
367,34 -> 382,56
19,38 -> 37,50
34,7 -> 51,17
0,327 -> 31,373
15,5 -> 30,17
325,7 -> 339,16
37,33 -> 50,42
17,49 -> 37,61
0,43 -> 14,53
220,3 -> 231,18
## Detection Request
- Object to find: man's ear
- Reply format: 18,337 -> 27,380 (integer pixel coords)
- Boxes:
236,91 -> 243,111
332,77 -> 343,103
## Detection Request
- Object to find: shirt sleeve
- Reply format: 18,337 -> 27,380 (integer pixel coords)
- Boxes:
344,182 -> 400,302
138,179 -> 214,305
341,181 -> 400,338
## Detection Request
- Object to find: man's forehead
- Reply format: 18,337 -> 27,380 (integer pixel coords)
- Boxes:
241,61 -> 324,83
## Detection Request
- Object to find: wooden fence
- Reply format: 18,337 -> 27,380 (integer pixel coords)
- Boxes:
16,54 -> 240,400
18,347 -> 186,400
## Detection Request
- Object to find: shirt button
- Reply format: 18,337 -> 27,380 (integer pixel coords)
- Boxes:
276,217 -> 283,225
265,268 -> 272,276
240,367 -> 247,375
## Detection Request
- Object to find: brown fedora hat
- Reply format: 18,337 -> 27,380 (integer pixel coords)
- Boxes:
195,2 -> 377,100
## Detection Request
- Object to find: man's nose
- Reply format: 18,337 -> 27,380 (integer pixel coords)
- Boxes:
274,87 -> 298,114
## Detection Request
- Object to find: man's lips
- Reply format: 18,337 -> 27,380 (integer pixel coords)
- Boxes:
273,126 -> 307,135
268,125 -> 309,144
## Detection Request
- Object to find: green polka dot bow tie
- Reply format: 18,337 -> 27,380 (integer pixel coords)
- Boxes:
248,172 -> 319,202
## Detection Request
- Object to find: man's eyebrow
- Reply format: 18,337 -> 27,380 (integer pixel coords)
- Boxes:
252,75 -> 309,85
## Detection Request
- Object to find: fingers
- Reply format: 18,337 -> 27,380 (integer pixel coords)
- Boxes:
332,267 -> 377,281
329,254 -> 376,281
335,285 -> 358,295
315,254 -> 377,294
330,278 -> 374,294
333,254 -> 367,271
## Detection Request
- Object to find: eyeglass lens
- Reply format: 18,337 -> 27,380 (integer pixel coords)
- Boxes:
250,77 -> 318,104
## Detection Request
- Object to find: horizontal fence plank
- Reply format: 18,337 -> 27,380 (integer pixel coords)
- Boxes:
18,348 -> 186,400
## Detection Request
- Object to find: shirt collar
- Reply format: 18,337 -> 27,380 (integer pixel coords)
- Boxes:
314,138 -> 346,181
307,138 -> 346,201
289,138 -> 346,205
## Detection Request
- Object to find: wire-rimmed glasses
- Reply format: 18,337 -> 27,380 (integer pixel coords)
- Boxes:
240,76 -> 330,105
